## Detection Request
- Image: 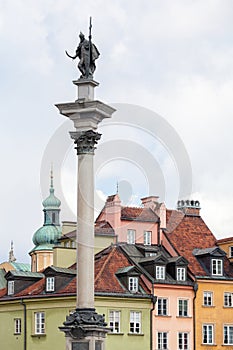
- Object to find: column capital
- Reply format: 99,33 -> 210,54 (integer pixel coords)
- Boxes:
70,130 -> 101,155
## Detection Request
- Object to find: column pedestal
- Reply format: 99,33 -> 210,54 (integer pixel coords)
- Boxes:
60,308 -> 109,350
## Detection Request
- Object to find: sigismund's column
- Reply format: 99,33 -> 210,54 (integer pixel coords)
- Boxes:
56,20 -> 115,350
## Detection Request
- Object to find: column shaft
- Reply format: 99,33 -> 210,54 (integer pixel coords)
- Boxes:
77,153 -> 94,308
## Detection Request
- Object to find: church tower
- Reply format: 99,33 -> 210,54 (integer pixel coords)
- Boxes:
29,169 -> 62,272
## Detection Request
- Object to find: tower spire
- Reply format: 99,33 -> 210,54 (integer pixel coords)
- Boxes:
50,163 -> 54,191
9,240 -> 16,262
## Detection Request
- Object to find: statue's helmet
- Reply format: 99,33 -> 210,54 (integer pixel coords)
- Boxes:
79,32 -> 85,39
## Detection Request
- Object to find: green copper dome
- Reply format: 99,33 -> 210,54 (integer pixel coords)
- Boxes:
42,187 -> 61,209
42,170 -> 61,209
32,225 -> 61,249
31,168 -> 62,253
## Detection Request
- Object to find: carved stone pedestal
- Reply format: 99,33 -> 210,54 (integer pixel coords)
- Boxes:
60,308 -> 110,350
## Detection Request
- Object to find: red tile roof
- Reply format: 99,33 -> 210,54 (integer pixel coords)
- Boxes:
217,237 -> 233,244
121,207 -> 158,222
15,278 -> 45,297
95,246 -> 130,293
164,211 -> 217,275
95,221 -> 115,235
0,288 -> 6,297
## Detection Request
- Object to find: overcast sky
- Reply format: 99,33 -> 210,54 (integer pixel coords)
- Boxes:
1,0 -> 233,263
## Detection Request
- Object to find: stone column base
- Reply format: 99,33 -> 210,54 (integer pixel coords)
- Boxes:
59,308 -> 110,350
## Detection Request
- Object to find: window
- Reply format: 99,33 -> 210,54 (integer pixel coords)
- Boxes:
145,252 -> 157,257
158,332 -> 168,349
157,298 -> 168,316
224,325 -> 233,345
178,332 -> 189,350
52,213 -> 56,223
128,277 -> 138,293
71,241 -> 76,248
178,299 -> 188,317
127,230 -> 135,244
109,311 -> 120,333
8,281 -> 14,295
129,311 -> 141,334
35,312 -> 45,334
156,266 -> 165,280
203,291 -> 213,306
46,277 -> 55,292
64,241 -> 70,248
14,318 -> 21,334
229,246 -> 233,258
144,231 -> 151,245
224,292 -> 233,307
202,324 -> 214,344
177,267 -> 186,281
211,259 -> 223,276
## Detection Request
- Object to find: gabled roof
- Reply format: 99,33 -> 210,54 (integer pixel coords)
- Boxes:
193,247 -> 226,257
164,210 -> 233,277
5,270 -> 44,279
95,245 -> 148,294
43,266 -> 76,276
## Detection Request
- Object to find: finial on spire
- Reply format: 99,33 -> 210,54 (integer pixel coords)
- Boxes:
116,181 -> 119,194
50,163 -> 54,189
9,240 -> 16,262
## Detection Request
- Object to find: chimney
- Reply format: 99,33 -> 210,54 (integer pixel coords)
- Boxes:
141,196 -> 166,228
104,194 -> 121,230
141,196 -> 159,210
177,200 -> 201,216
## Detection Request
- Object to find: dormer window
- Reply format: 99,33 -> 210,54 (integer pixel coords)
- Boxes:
229,246 -> 233,258
177,267 -> 186,281
8,281 -> 14,295
128,277 -> 138,293
145,252 -> 157,257
46,277 -> 55,292
156,266 -> 165,280
211,259 -> 223,276
144,231 -> 151,245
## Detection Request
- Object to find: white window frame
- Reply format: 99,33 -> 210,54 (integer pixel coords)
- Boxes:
177,267 -> 186,281
156,266 -> 165,280
211,259 -> 223,276
224,325 -> 233,345
157,298 -> 168,316
127,229 -> 135,244
203,291 -> 213,306
109,310 -> 120,333
8,281 -> 14,295
202,324 -> 214,344
178,299 -> 188,317
229,246 -> 233,258
144,231 -> 152,245
157,332 -> 168,349
35,312 -> 45,335
178,332 -> 189,350
128,277 -> 138,293
46,277 -> 55,292
14,318 -> 21,334
71,241 -> 76,248
129,311 -> 141,334
224,292 -> 233,307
